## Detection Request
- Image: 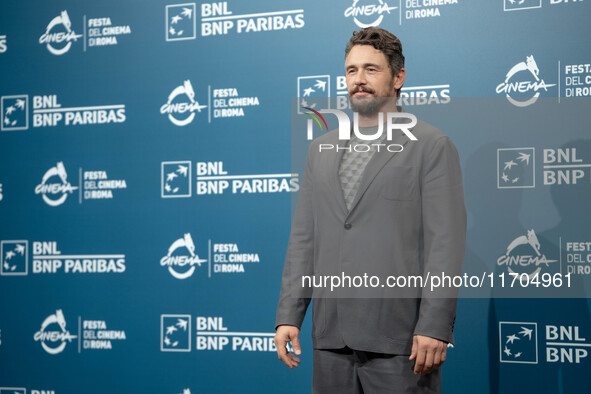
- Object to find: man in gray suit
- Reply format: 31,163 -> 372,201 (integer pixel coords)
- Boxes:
275,27 -> 466,393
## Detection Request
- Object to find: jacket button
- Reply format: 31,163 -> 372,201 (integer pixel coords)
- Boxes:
344,222 -> 352,229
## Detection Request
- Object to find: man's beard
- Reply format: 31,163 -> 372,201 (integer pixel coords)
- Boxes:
348,87 -> 395,116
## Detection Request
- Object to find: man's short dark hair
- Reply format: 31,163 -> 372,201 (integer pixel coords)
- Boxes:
345,27 -> 405,94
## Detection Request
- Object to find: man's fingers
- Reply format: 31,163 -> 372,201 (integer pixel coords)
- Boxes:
433,343 -> 447,370
433,348 -> 442,368
409,335 -> 418,361
291,334 -> 302,356
274,334 -> 290,365
282,353 -> 301,368
276,346 -> 288,361
274,327 -> 302,368
413,348 -> 426,374
277,346 -> 300,368
411,335 -> 449,374
275,336 -> 287,355
286,353 -> 301,368
422,350 -> 434,375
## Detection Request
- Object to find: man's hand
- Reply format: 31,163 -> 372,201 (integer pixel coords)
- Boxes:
274,325 -> 302,369
409,334 -> 447,375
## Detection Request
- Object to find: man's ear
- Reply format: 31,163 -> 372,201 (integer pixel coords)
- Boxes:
394,68 -> 406,90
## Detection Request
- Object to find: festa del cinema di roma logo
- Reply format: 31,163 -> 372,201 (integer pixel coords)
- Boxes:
160,233 -> 207,279
496,55 -> 556,107
344,0 -> 397,28
34,162 -> 78,207
39,10 -> 82,55
33,309 -> 126,354
497,229 -> 557,279
160,80 -> 207,126
33,309 -> 77,355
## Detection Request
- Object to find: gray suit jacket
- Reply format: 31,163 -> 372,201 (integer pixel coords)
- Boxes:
276,118 -> 467,355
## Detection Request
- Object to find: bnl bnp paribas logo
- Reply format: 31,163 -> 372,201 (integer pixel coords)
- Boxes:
297,75 -> 451,111
497,147 -> 535,188
503,0 -> 542,12
1,240 -> 126,276
500,321 -> 590,364
166,2 -> 304,39
297,75 -> 330,112
1,241 -> 28,276
166,4 -> 196,41
344,0 -> 398,28
39,10 -> 82,55
498,147 -> 590,188
161,315 -> 191,351
1,94 -> 126,131
1,95 -> 28,131
0,389 -> 26,394
162,161 -> 299,197
499,322 -> 538,363
504,0 -> 586,12
161,315 -> 282,352
496,55 -> 556,107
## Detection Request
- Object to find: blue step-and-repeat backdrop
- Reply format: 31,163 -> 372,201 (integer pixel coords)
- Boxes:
1,1 -> 591,393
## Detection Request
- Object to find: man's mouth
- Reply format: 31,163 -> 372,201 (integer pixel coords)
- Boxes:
353,91 -> 372,97
351,87 -> 375,97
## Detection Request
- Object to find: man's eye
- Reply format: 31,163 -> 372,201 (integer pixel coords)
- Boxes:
367,68 -> 376,72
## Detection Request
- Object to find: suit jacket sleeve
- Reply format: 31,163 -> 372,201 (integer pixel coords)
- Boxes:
275,144 -> 315,329
413,136 -> 467,344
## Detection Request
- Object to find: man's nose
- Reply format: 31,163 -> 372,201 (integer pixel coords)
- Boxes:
353,70 -> 367,85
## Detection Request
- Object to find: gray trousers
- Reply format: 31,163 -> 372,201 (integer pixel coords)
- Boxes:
312,347 -> 442,394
